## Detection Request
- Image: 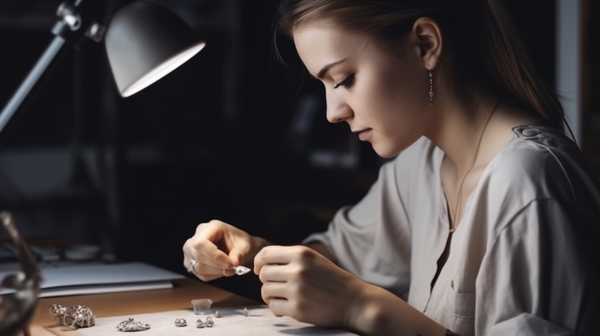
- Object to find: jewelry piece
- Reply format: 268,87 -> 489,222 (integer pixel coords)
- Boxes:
196,319 -> 205,328
215,311 -> 222,318
449,100 -> 502,232
174,318 -> 187,327
116,317 -> 151,332
429,70 -> 434,105
49,304 -> 69,326
223,265 -> 251,275
49,304 -> 95,328
70,305 -> 96,328
244,307 -> 248,317
187,259 -> 197,274
205,316 -> 214,327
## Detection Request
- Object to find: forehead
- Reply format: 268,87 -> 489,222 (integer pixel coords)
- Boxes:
292,21 -> 372,76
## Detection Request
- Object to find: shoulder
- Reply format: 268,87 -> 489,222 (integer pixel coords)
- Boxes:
480,125 -> 600,230
485,126 -> 591,199
473,127 -> 600,283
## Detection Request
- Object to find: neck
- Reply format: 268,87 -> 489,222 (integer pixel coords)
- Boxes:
426,89 -> 501,175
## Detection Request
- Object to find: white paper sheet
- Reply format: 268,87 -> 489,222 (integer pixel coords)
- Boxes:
71,306 -> 358,336
0,262 -> 184,297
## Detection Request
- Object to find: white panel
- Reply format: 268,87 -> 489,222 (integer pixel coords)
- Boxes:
556,0 -> 582,144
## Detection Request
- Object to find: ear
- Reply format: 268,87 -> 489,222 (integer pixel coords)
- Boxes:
410,17 -> 443,71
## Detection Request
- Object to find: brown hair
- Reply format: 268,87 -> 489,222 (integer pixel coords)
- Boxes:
276,0 -> 569,134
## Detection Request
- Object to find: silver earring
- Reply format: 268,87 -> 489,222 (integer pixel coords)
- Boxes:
117,317 -> 151,332
429,70 -> 434,105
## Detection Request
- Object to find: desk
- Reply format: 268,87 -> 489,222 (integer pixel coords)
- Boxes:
29,278 -> 258,336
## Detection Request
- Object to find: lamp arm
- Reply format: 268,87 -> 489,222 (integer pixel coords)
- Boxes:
0,0 -> 105,138
0,36 -> 69,136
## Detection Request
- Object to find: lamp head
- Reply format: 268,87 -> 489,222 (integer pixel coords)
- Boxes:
105,1 -> 206,97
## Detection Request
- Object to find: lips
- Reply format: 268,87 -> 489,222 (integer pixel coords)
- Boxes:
353,129 -> 372,141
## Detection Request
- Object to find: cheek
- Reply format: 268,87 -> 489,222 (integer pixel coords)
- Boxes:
361,65 -> 428,154
384,61 -> 426,109
372,68 -> 423,121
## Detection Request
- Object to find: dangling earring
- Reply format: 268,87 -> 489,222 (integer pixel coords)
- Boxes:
429,70 -> 434,105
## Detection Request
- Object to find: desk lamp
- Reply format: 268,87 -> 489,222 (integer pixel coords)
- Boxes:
0,0 -> 206,133
0,1 -> 205,335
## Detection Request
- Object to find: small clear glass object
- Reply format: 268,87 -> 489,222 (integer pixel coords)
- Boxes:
191,299 -> 213,315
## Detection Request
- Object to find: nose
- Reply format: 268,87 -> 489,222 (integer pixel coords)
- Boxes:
325,91 -> 352,124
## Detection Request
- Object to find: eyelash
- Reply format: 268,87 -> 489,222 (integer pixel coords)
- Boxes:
334,74 -> 355,89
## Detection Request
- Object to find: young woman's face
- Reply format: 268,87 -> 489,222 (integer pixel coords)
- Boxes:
293,20 -> 433,158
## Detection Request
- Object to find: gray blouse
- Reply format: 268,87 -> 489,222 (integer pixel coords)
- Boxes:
304,126 -> 600,336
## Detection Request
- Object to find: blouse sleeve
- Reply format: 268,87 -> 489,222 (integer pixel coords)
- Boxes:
477,198 -> 600,336
302,157 -> 414,299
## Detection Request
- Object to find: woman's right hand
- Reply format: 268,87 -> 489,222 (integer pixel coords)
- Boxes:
182,219 -> 269,281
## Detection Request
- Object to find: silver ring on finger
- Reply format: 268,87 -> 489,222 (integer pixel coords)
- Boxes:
188,259 -> 197,274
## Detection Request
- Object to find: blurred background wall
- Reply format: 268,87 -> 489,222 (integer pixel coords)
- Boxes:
0,0 -> 597,301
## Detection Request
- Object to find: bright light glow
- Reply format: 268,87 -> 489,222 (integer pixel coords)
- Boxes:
121,41 -> 206,97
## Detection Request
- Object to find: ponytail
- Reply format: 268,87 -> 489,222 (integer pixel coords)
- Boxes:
481,0 -> 569,134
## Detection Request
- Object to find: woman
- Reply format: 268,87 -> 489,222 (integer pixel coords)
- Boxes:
182,0 -> 600,335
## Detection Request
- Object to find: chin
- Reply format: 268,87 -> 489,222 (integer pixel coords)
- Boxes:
372,143 -> 401,159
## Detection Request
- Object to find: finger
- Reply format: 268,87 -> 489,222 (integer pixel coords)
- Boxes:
182,245 -> 200,271
196,273 -> 224,282
261,281 -> 289,304
255,245 -> 309,274
188,225 -> 232,269
227,243 -> 250,267
254,245 -> 288,274
258,264 -> 293,283
193,260 -> 227,276
268,298 -> 291,318
183,242 -> 223,273
184,261 -> 223,282
183,239 -> 229,280
182,256 -> 225,282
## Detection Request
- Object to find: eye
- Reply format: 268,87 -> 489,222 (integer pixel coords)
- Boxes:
334,74 -> 355,89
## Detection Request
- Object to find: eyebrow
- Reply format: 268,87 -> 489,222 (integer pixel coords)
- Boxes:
316,58 -> 348,79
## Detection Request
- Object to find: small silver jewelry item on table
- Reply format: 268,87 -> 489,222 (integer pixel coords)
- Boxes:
50,304 -> 95,328
196,319 -> 205,328
244,307 -> 248,317
49,304 -> 68,326
174,318 -> 187,327
205,316 -> 214,327
215,310 -> 222,318
116,317 -> 151,332
187,259 -> 197,274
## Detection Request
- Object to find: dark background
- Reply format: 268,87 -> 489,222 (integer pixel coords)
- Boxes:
0,0 -> 592,301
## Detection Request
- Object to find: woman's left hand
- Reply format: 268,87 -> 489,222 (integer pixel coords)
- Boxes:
254,245 -> 367,329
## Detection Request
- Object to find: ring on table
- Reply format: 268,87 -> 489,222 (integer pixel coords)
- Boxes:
187,259 -> 197,274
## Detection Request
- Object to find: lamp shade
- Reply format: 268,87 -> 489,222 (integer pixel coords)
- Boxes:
105,1 -> 206,97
